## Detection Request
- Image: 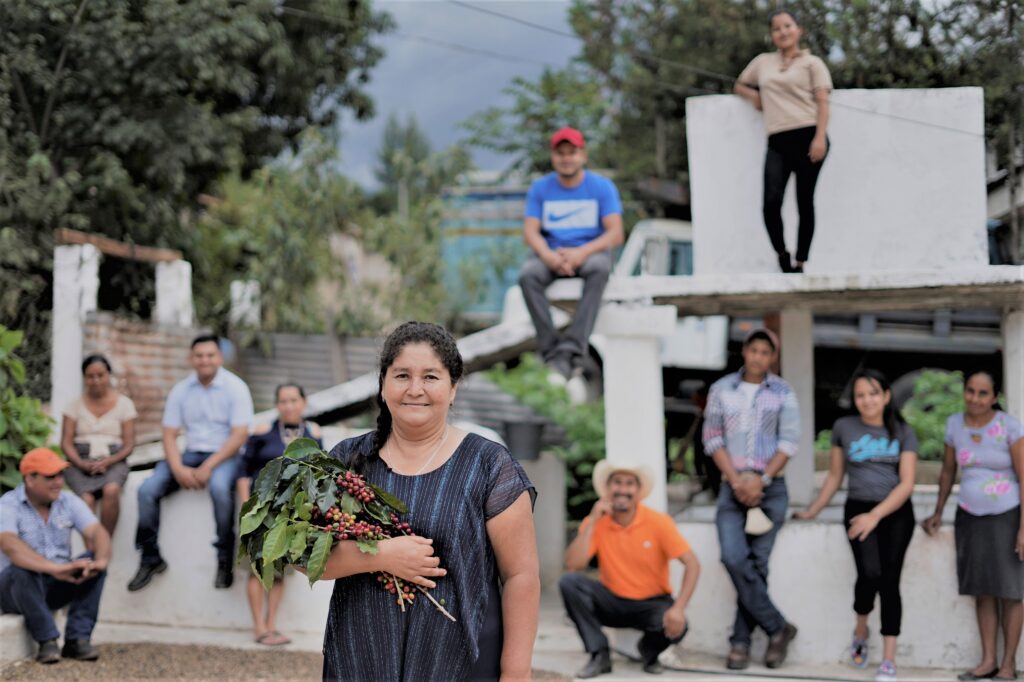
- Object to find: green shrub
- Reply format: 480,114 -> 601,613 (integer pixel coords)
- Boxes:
0,325 -> 55,491
814,429 -> 833,453
486,354 -> 605,519
901,370 -> 964,461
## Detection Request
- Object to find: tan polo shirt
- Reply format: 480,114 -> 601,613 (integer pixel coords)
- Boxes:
738,50 -> 832,135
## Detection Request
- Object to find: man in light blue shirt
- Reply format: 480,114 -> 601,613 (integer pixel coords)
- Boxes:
519,127 -> 623,388
129,334 -> 253,592
0,448 -> 111,663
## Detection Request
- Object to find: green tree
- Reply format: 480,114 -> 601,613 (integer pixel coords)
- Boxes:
461,66 -> 611,177
192,129 -> 361,336
0,325 -> 54,492
0,0 -> 393,394
464,0 -> 1020,224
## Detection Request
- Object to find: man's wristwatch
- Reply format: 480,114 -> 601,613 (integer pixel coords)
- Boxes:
760,473 -> 773,486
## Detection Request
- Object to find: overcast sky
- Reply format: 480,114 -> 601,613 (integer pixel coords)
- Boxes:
335,0 -> 578,187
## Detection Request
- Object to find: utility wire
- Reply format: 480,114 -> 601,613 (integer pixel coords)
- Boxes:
447,0 -> 984,138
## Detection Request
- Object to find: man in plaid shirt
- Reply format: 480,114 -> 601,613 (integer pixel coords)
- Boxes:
702,328 -> 800,671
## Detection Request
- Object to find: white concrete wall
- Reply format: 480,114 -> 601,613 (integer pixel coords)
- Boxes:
86,473 -> 1018,671
686,88 -> 988,275
51,244 -> 100,440
154,260 -> 194,327
94,471 -> 333,635
674,519 -> 1024,670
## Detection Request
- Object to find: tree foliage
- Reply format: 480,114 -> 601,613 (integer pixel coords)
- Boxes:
0,325 -> 54,492
461,66 -> 611,177
192,129 -> 361,336
464,0 -> 1021,193
0,0 -> 392,394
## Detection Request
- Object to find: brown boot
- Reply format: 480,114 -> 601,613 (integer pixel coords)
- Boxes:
726,644 -> 750,670
764,622 -> 798,668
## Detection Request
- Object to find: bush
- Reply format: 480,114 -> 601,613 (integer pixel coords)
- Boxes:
0,325 -> 55,491
486,354 -> 605,519
901,370 -> 964,461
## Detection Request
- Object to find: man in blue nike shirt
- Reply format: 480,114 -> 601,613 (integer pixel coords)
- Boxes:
518,127 -> 624,385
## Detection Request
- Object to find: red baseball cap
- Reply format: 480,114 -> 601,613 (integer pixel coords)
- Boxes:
550,127 -> 585,149
19,448 -> 70,476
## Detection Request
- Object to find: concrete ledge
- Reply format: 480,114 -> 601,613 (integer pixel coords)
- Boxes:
674,518 -> 1024,670
548,266 -> 1024,315
0,614 -> 33,663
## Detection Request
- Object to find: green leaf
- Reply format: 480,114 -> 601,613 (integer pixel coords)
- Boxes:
274,478 -> 299,507
355,539 -> 379,555
304,468 -> 318,500
288,523 -> 309,561
254,458 -> 284,503
240,502 -> 269,536
340,493 -> 362,515
262,520 -> 291,563
281,460 -> 301,482
239,494 -> 259,518
316,485 -> 336,514
284,437 -> 324,460
8,359 -> 25,386
260,558 -> 276,592
306,531 -> 334,584
368,484 -> 408,514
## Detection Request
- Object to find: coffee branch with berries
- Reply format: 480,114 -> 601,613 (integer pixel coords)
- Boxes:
238,438 -> 455,621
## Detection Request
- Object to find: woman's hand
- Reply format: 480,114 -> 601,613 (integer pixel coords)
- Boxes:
920,513 -> 942,536
792,509 -> 817,521
808,135 -> 827,162
1016,525 -> 1024,562
847,512 -> 880,541
91,457 -> 110,476
378,535 -> 446,588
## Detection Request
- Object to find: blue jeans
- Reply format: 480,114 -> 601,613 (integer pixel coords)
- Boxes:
715,478 -> 789,646
134,451 -> 238,564
0,553 -> 106,642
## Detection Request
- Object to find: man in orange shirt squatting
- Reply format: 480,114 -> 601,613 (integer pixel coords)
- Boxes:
560,461 -> 701,678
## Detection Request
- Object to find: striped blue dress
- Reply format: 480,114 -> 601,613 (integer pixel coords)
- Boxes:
323,432 -> 536,681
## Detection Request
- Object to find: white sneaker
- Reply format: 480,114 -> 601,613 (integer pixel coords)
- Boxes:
874,660 -> 897,682
566,375 -> 588,405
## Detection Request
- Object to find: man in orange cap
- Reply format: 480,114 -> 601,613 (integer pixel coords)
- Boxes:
0,448 -> 112,664
518,127 -> 623,400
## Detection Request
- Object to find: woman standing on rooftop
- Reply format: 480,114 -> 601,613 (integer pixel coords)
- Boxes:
734,8 -> 832,274
922,370 -> 1023,682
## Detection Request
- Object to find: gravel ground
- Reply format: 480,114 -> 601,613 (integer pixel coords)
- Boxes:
0,643 -> 570,681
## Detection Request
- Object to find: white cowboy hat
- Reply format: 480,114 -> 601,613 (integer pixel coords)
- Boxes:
592,460 -> 654,502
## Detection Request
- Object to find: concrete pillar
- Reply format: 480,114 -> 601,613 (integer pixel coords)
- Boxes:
518,451 -> 566,589
155,260 -> 194,327
594,304 -> 678,512
1003,308 -> 1024,421
229,280 -> 261,329
779,309 -> 815,506
51,244 -> 100,440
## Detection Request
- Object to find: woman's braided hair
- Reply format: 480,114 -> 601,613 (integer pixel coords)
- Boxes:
351,321 -> 464,474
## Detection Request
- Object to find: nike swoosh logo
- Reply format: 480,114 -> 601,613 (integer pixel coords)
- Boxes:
547,208 -> 586,222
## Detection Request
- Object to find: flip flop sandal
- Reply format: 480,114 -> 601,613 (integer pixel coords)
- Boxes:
255,631 -> 290,646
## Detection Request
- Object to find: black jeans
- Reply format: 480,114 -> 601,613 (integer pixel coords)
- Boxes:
763,126 -> 828,263
844,499 -> 915,637
559,573 -> 687,661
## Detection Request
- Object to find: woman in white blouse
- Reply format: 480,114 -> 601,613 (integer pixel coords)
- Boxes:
60,354 -> 137,536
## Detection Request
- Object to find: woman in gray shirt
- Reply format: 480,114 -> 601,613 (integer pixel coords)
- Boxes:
795,370 -> 918,682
